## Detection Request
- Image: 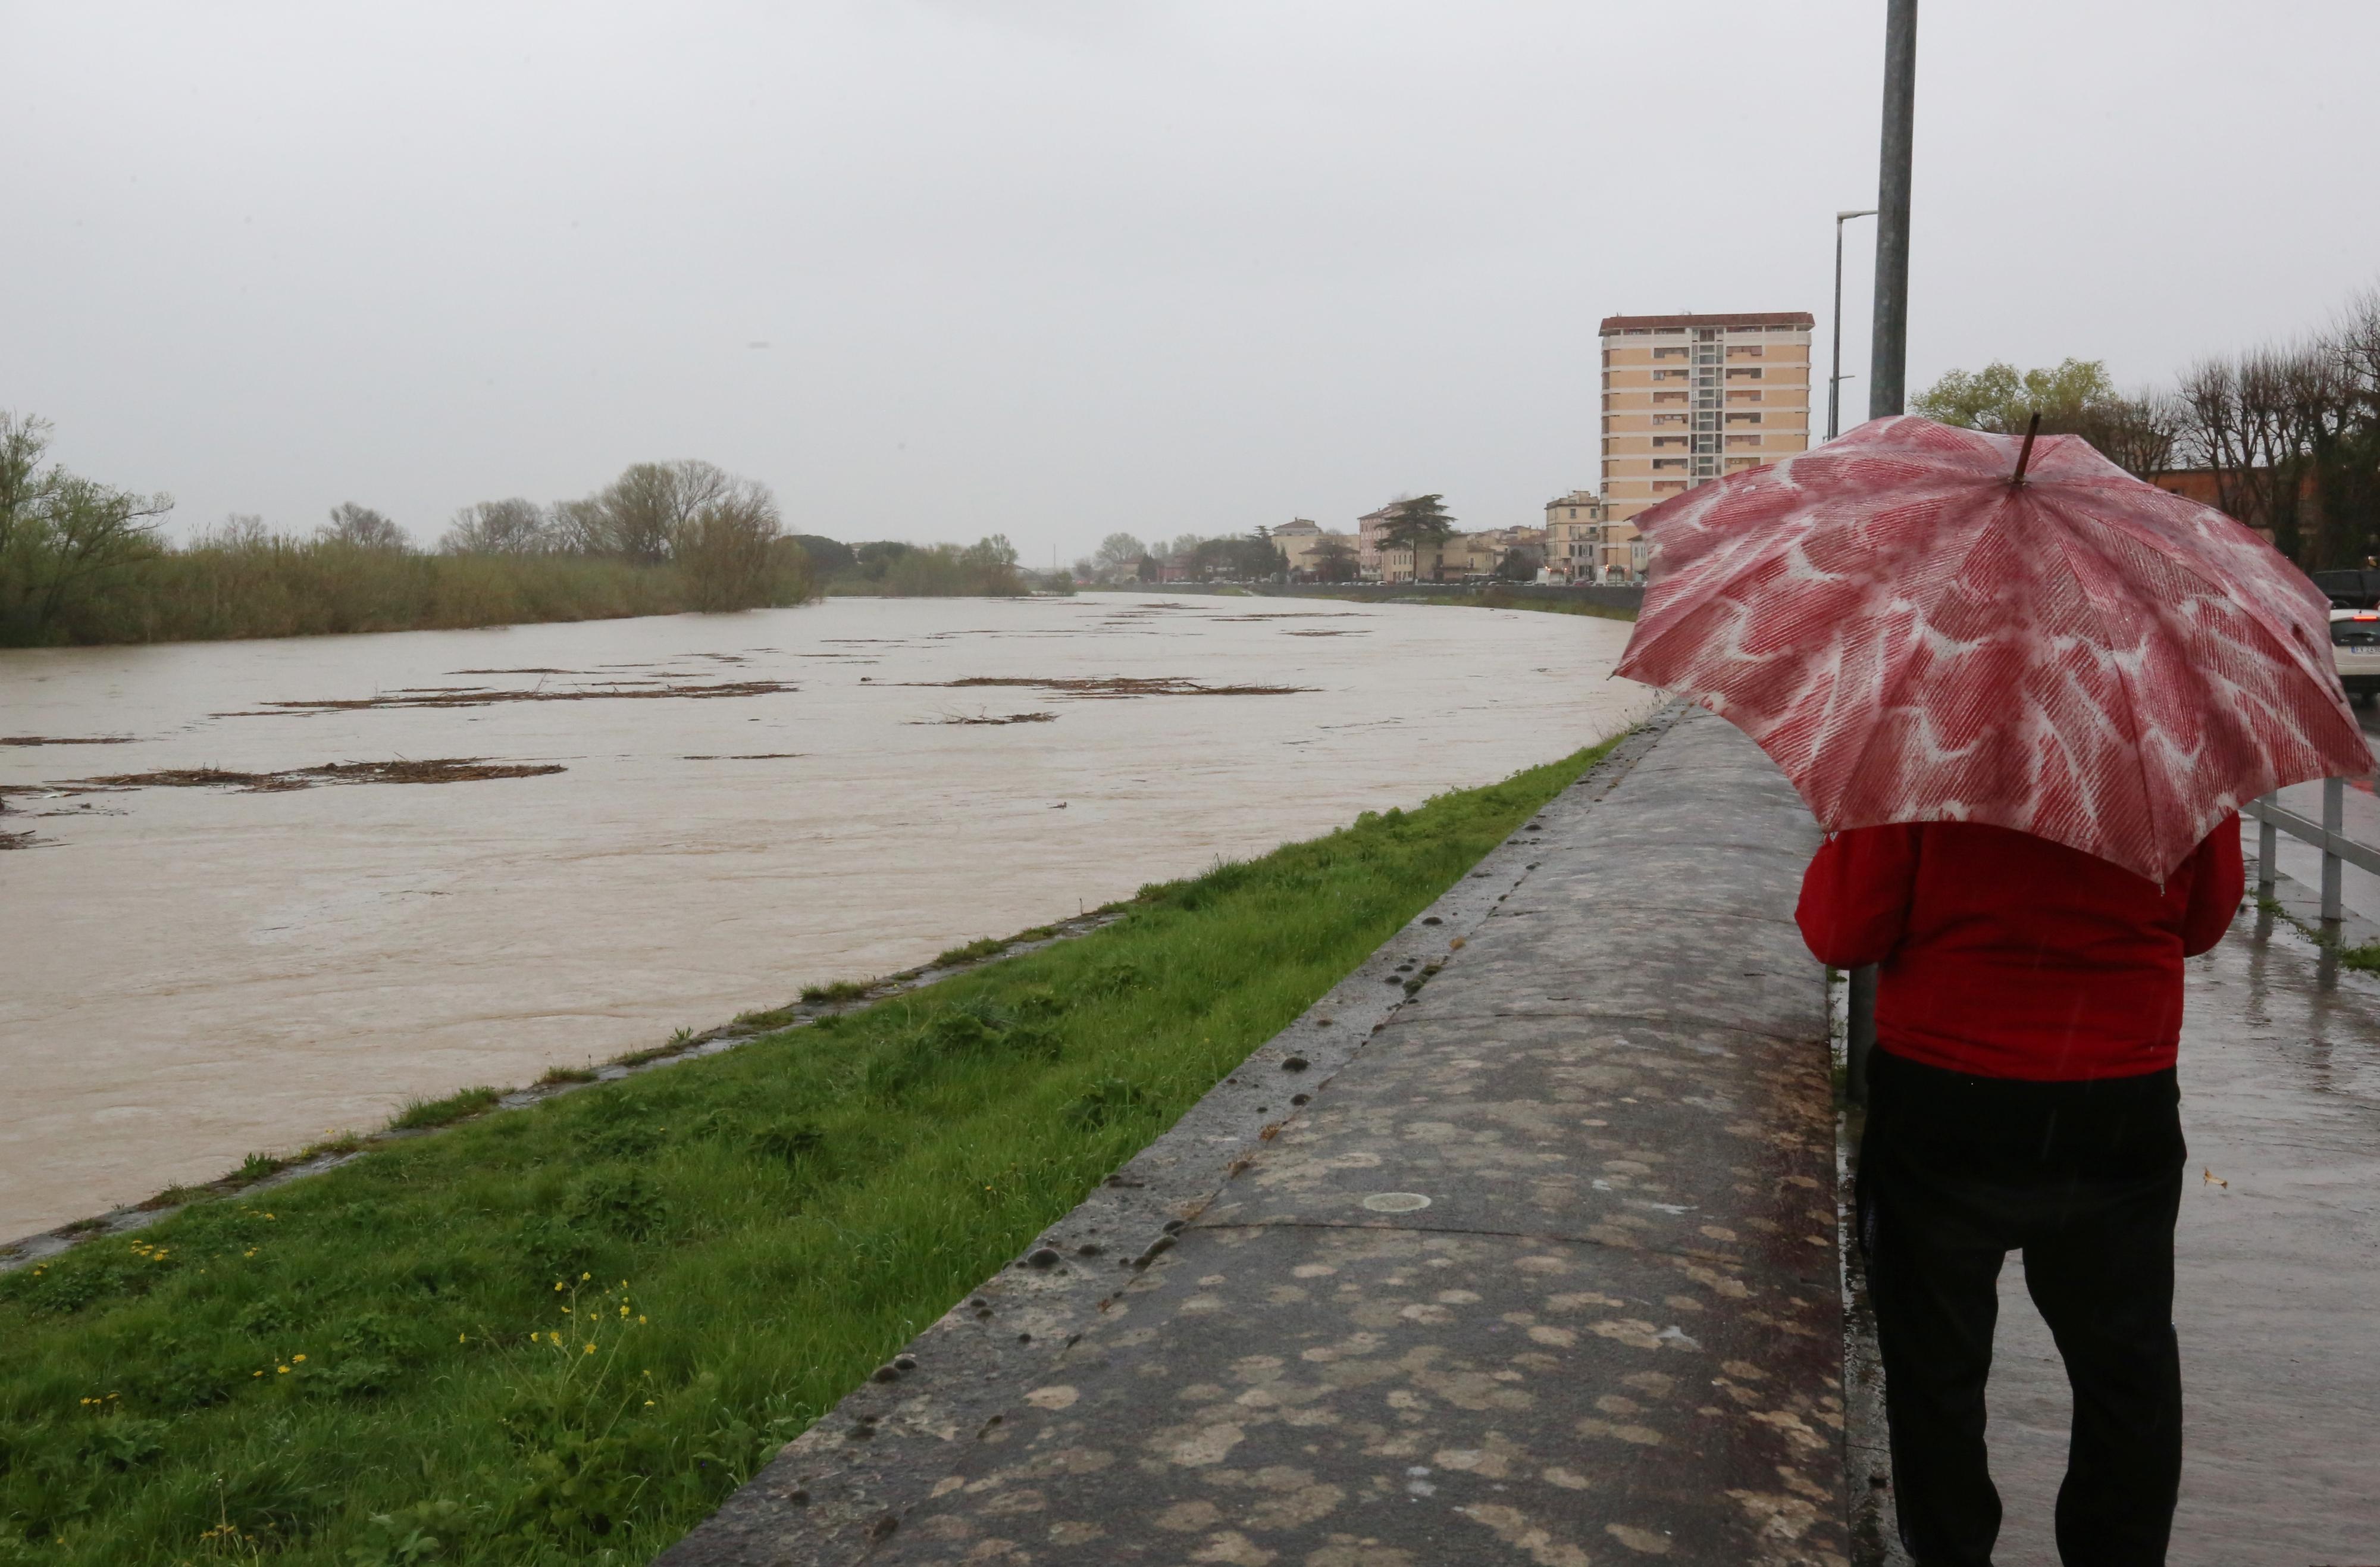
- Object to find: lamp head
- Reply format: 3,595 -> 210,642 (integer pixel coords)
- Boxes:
1837,208 -> 1878,221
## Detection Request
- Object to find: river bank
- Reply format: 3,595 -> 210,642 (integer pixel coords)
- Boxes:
1,596 -> 1654,1240
0,741 -> 1614,1566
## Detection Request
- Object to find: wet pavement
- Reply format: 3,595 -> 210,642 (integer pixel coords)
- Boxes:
1966,905 -> 2380,1567
660,704 -> 1848,1566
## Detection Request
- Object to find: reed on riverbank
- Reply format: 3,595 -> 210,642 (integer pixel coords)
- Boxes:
0,737 -> 1617,1566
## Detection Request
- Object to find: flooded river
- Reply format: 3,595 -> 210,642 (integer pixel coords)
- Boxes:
0,595 -> 1655,1239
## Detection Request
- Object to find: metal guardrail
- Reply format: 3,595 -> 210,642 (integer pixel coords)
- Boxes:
2246,778 -> 2380,926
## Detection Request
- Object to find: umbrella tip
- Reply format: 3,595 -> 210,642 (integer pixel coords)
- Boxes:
2012,411 -> 2043,486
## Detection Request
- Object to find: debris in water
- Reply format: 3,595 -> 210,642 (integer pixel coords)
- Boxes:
2202,1167 -> 2228,1188
915,711 -> 1059,727
915,676 -> 1313,699
0,736 -> 139,747
71,759 -> 565,793
681,752 -> 806,761
217,679 -> 797,716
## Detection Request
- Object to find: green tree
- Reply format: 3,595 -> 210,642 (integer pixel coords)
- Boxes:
1912,359 -> 2181,478
1376,495 -> 1456,583
1305,535 -> 1359,583
0,412 -> 173,644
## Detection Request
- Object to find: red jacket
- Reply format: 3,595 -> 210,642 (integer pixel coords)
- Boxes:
1796,819 -> 2244,1081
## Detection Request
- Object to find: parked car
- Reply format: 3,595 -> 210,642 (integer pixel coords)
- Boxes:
2332,608 -> 2380,703
2312,568 -> 2380,608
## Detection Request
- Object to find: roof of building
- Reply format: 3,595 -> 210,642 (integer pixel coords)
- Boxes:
1599,311 -> 1815,332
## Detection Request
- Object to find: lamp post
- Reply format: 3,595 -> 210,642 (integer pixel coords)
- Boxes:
1829,209 -> 1875,440
1848,0 -> 1917,1106
1869,0 -> 1918,420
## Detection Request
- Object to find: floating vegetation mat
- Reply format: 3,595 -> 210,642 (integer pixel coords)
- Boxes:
0,736 -> 137,747
0,829 -> 37,850
916,711 -> 1059,726
69,758 -> 565,793
915,675 -> 1314,699
680,752 -> 806,761
219,678 -> 797,716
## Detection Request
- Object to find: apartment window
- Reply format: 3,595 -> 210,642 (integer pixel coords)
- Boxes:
1653,436 -> 1686,448
1653,458 -> 1687,470
1653,413 -> 1685,425
1653,368 -> 1685,380
1726,434 -> 1762,448
1726,367 -> 1762,379
1655,480 -> 1688,492
1657,327 -> 1685,335
1728,345 -> 1765,358
1727,390 -> 1762,404
1654,392 -> 1686,404
1652,346 -> 1687,359
1726,412 -> 1762,424
1601,415 -> 1612,433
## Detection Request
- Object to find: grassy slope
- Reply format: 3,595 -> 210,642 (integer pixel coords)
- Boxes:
0,739 -> 1618,1566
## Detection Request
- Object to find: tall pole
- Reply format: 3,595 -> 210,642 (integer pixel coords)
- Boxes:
1830,209 -> 1875,440
1869,0 -> 1917,420
1850,0 -> 1915,1105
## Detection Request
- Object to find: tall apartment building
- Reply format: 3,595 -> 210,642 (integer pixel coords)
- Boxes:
1601,311 -> 1814,526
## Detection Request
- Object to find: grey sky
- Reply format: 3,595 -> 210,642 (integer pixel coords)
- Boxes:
9,2 -> 2378,564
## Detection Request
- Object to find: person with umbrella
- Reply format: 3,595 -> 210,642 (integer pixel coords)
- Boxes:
1617,415 -> 2369,1567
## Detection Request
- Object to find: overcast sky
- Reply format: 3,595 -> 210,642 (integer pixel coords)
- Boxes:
8,2 -> 2378,563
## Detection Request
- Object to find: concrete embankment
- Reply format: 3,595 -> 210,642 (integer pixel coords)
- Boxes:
662,704 -> 1844,1566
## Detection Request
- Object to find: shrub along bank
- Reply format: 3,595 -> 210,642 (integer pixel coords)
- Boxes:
0,738 -> 1618,1567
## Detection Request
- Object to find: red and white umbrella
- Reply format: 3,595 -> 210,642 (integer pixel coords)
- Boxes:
1615,415 -> 2372,881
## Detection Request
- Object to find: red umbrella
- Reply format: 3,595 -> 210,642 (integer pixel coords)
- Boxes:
1615,414 -> 2372,882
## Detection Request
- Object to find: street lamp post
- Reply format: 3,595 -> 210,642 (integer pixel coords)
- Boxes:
1830,208 -> 1876,440
1848,0 -> 1919,1106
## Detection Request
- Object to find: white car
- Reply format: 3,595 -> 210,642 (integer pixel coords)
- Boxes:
2332,608 -> 2380,703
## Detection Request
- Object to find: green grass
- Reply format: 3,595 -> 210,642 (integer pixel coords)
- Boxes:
387,1088 -> 505,1133
0,737 -> 1617,1565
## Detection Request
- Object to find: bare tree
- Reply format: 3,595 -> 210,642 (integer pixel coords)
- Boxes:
560,461 -> 737,564
1094,532 -> 1148,576
672,474 -> 787,610
320,502 -> 409,551
441,497 -> 552,555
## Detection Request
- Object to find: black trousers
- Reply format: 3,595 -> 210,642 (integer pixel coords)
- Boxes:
1858,1049 -> 2186,1567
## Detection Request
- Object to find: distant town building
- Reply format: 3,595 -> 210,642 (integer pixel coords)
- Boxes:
1271,518 -> 1360,579
1355,504 -> 1401,580
1543,490 -> 1606,583
1601,312 -> 1814,527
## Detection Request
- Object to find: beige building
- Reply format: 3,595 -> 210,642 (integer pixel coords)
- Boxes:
1601,311 -> 1814,527
1270,518 -> 1360,579
1543,490 -> 1606,582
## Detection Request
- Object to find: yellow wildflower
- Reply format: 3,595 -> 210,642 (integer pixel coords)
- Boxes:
292,1354 -> 306,1363
276,1366 -> 289,1375
580,1271 -> 591,1281
583,1343 -> 596,1355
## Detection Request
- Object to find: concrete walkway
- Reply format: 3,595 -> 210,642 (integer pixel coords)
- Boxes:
663,705 -> 1845,1565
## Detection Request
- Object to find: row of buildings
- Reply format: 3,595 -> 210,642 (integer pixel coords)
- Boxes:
1251,311 -> 1817,586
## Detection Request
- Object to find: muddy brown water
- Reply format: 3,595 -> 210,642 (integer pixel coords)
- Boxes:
0,595 -> 1655,1240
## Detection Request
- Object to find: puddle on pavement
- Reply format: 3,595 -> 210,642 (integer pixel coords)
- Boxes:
0,595 -> 1657,1238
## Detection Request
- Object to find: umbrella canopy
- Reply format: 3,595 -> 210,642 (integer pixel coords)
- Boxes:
1615,414 -> 2373,881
